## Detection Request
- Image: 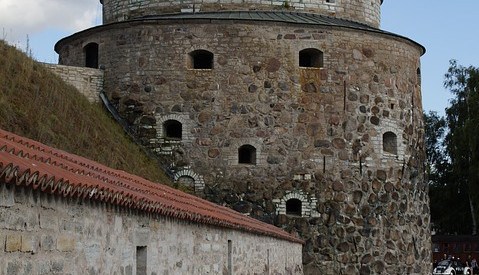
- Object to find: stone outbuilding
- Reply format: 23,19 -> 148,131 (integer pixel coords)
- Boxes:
0,129 -> 303,274
53,0 -> 431,273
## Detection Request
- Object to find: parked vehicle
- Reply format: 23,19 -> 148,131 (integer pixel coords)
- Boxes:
433,259 -> 471,275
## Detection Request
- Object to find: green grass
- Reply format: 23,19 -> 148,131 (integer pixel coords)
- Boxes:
0,40 -> 172,185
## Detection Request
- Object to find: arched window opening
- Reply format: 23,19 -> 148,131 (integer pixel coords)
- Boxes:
417,68 -> 421,85
238,145 -> 256,165
177,176 -> 195,188
286,199 -> 302,216
299,48 -> 323,68
188,50 -> 213,69
84,43 -> 99,68
383,131 -> 397,155
163,120 -> 182,139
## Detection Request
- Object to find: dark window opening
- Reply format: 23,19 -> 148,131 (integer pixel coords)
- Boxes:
299,48 -> 323,68
163,120 -> 182,139
177,176 -> 195,188
383,131 -> 397,155
189,50 -> 213,69
238,144 -> 256,165
326,0 -> 335,3
84,43 -> 99,68
286,199 -> 302,216
136,246 -> 147,275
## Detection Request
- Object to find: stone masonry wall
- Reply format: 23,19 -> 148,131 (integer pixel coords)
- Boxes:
56,19 -> 430,274
43,63 -> 103,103
101,0 -> 382,27
0,183 -> 303,275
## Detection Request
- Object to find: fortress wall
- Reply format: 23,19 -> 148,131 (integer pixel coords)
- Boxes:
43,63 -> 103,103
101,0 -> 382,27
56,20 -> 430,274
0,183 -> 303,275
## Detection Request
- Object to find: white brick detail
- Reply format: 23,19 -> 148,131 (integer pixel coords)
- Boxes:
275,190 -> 320,217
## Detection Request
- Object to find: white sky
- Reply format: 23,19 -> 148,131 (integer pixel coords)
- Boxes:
1,0 -> 479,116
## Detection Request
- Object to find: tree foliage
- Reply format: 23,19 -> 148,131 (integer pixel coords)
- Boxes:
428,60 -> 479,235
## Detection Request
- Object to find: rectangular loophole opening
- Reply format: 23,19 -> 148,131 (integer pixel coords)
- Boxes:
136,246 -> 147,275
228,240 -> 233,275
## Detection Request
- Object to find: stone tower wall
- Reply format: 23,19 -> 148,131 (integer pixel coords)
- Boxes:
100,0 -> 382,27
56,20 -> 430,274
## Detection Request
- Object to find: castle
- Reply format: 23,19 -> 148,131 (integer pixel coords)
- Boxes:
53,0 -> 431,273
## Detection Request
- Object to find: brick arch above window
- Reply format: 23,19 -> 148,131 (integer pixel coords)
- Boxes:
174,168 -> 205,194
273,190 -> 319,218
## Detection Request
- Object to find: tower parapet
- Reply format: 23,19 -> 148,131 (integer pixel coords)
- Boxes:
100,0 -> 383,27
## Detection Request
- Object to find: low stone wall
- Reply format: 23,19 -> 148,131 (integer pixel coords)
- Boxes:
0,183 -> 303,275
42,63 -> 103,103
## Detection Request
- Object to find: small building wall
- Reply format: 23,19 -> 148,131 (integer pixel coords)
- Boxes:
0,184 -> 303,275
42,63 -> 103,103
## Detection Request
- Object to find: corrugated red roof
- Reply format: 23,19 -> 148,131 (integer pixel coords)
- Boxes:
0,129 -> 303,244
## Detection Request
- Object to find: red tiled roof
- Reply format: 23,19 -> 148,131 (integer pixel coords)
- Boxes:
0,129 -> 303,244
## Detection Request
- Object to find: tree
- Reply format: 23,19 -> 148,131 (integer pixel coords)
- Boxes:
425,111 -> 469,235
444,60 -> 479,235
424,111 -> 447,183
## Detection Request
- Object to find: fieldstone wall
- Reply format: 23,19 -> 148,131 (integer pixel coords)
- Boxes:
43,63 -> 103,103
0,183 -> 303,275
101,0 -> 382,27
56,18 -> 430,274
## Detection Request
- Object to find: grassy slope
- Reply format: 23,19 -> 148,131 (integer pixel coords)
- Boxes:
0,40 -> 172,185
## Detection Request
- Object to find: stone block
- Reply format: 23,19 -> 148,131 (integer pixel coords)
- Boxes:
41,235 -> 55,251
51,261 -> 64,273
5,234 -> 22,252
57,236 -> 76,252
6,260 -> 21,275
39,213 -> 58,230
21,235 -> 37,253
0,185 -> 15,207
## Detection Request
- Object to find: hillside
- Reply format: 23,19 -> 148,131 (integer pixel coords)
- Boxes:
0,40 -> 172,185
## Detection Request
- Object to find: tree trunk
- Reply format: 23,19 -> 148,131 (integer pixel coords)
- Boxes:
469,193 -> 477,235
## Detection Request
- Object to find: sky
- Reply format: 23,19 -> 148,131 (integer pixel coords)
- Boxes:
1,0 -> 478,116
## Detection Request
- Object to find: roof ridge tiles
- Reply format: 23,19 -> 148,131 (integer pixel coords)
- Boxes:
0,129 -> 303,244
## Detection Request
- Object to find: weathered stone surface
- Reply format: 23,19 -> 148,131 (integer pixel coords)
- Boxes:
376,170 -> 387,181
198,111 -> 212,124
314,140 -> 330,148
57,236 -> 76,252
208,148 -> 220,158
266,58 -> 281,72
5,235 -> 21,252
332,138 -> 346,149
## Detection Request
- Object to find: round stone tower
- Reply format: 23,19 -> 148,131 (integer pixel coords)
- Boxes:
100,0 -> 383,27
56,0 -> 431,274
